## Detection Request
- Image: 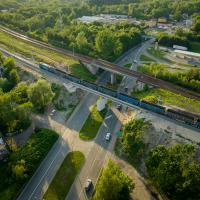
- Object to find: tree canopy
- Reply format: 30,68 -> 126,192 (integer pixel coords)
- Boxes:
146,144 -> 200,200
92,160 -> 134,200
28,79 -> 54,112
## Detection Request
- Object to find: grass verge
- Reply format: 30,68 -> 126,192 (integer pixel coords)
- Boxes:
189,41 -> 200,53
79,105 -> 108,140
0,30 -> 96,82
124,63 -> 132,68
147,47 -> 166,59
0,128 -> 59,200
140,54 -> 156,62
43,151 -> 85,200
132,88 -> 200,113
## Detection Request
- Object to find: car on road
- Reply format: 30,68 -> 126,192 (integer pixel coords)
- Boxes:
85,179 -> 92,192
105,132 -> 111,141
117,104 -> 122,111
124,87 -> 128,93
50,109 -> 56,116
133,59 -> 138,64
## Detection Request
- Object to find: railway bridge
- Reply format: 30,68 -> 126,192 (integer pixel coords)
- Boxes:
1,26 -> 200,101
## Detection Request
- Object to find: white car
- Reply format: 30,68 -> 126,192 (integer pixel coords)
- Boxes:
50,109 -> 56,116
105,133 -> 111,141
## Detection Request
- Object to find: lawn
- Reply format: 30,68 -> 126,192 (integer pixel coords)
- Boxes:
0,30 -> 96,82
147,47 -> 166,59
79,105 -> 108,140
124,63 -> 132,68
140,54 -> 156,62
133,88 -> 200,113
43,151 -> 85,200
189,41 -> 200,53
0,128 -> 59,200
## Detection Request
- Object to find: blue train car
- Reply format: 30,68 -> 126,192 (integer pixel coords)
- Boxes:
81,80 -> 98,91
196,120 -> 200,129
166,108 -> 197,126
39,63 -> 55,73
118,93 -> 140,106
66,74 -> 81,84
140,100 -> 165,115
55,68 -> 68,78
98,86 -> 117,98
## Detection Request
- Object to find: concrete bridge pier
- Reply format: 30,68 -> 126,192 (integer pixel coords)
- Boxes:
81,61 -> 99,75
110,73 -> 116,85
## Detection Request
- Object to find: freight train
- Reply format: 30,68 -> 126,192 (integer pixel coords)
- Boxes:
39,63 -> 200,129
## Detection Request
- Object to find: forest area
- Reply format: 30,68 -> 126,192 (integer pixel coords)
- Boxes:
1,0 -> 200,61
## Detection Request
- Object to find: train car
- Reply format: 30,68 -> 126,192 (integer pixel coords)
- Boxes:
196,120 -> 200,129
140,100 -> 165,115
81,80 -> 98,91
118,93 -> 140,106
39,63 -> 55,73
66,74 -> 81,84
54,68 -> 68,78
98,86 -> 117,98
166,108 -> 198,126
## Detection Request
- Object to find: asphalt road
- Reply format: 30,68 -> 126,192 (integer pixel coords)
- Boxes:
13,41 -> 146,200
66,108 -> 121,200
65,42 -> 149,200
118,38 -> 155,93
17,93 -> 97,200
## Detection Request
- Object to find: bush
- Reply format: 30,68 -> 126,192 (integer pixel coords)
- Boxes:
0,128 -> 59,200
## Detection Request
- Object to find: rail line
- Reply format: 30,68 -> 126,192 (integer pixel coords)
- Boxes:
1,26 -> 200,100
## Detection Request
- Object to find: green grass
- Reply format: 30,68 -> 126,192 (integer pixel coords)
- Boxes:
133,88 -> 200,113
43,151 -> 85,200
189,41 -> 200,53
140,54 -> 156,62
147,47 -> 172,63
147,47 -> 166,59
124,63 -> 132,68
69,63 -> 96,82
0,128 -> 59,200
0,31 -> 96,82
79,105 -> 108,140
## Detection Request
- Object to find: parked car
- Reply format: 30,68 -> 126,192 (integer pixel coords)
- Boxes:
85,179 -> 92,192
105,132 -> 111,141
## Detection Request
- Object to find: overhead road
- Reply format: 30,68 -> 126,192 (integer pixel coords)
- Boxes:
0,26 -> 200,100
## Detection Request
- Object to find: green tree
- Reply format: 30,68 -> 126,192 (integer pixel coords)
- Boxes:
3,57 -> 16,78
8,69 -> 20,87
76,31 -> 90,54
146,144 -> 200,200
93,160 -> 134,200
0,52 -> 4,64
12,160 -> 27,180
10,82 -> 29,104
28,79 -> 54,112
95,30 -> 123,60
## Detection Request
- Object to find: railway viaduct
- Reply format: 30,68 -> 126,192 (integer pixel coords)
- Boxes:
0,26 -> 200,101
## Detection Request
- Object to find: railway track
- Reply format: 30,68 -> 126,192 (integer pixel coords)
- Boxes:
1,26 -> 200,100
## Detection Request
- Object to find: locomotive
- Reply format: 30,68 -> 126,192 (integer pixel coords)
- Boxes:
39,63 -> 200,129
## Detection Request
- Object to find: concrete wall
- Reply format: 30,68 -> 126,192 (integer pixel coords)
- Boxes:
81,62 -> 99,75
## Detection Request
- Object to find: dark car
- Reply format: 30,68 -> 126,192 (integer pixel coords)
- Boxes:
117,104 -> 122,111
85,179 -> 92,192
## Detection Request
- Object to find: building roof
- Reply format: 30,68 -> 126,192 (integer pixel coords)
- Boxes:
174,50 -> 200,58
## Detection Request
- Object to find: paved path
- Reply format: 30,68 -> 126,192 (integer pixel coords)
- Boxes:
17,93 -> 97,200
66,108 -> 121,200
